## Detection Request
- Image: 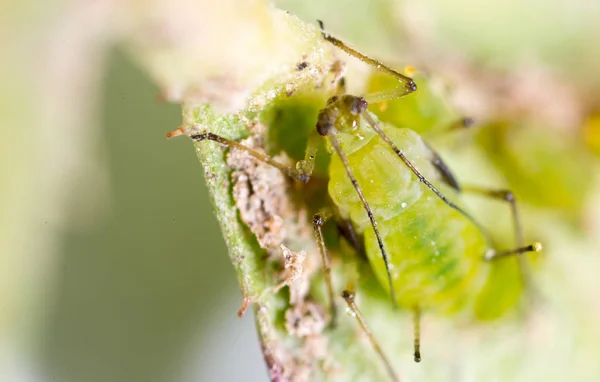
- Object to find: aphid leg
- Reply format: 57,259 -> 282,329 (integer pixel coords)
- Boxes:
461,187 -> 542,285
172,128 -> 341,315
312,209 -> 338,327
329,135 -> 398,309
336,218 -> 365,258
484,243 -> 542,261
424,141 -> 461,192
342,289 -> 400,382
317,20 -> 416,102
361,111 -> 489,239
296,130 -> 321,179
172,131 -> 314,182
413,306 -> 422,363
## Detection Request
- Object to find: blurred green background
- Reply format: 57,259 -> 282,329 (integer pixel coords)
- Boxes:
2,0 -> 600,381
39,50 -> 267,382
1,32 -> 268,381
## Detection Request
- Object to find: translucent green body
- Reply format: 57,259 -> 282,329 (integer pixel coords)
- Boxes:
327,113 -> 489,314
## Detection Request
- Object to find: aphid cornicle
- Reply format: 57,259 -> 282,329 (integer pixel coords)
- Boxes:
169,21 -> 542,381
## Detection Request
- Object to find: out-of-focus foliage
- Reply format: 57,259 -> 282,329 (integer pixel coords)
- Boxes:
366,70 -> 461,136
476,121 -> 594,222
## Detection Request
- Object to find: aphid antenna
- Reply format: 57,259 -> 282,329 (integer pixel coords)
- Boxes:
329,134 -> 398,309
317,20 -> 417,100
342,289 -> 401,382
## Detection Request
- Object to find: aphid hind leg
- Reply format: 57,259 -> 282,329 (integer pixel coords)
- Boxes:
461,187 -> 542,275
342,289 -> 400,382
413,306 -> 422,363
313,210 -> 338,327
317,20 -> 416,102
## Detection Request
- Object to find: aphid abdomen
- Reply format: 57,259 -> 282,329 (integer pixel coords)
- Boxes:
328,117 -> 487,311
365,197 -> 486,312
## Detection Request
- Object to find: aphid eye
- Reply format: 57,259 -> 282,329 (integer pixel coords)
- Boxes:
345,95 -> 368,115
355,97 -> 368,113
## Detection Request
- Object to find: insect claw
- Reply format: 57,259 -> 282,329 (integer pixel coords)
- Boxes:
296,173 -> 310,183
317,19 -> 328,38
485,242 -> 542,261
406,79 -> 417,93
341,290 -> 355,302
414,352 -> 422,363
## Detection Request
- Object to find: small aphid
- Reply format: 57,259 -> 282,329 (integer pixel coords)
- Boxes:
169,21 -> 542,381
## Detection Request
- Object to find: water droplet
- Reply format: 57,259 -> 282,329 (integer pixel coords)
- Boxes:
401,202 -> 407,208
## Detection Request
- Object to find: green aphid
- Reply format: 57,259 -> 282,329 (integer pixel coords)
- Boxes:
179,22 -> 543,382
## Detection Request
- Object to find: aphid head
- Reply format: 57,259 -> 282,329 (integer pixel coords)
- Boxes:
317,95 -> 368,136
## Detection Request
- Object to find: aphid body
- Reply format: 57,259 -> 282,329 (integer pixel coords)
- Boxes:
317,94 -> 486,314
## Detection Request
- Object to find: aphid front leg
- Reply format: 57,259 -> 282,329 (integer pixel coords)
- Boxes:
169,126 -> 314,183
186,132 -> 310,182
312,209 -> 337,326
295,130 -> 321,181
318,20 -> 416,103
342,289 -> 400,382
